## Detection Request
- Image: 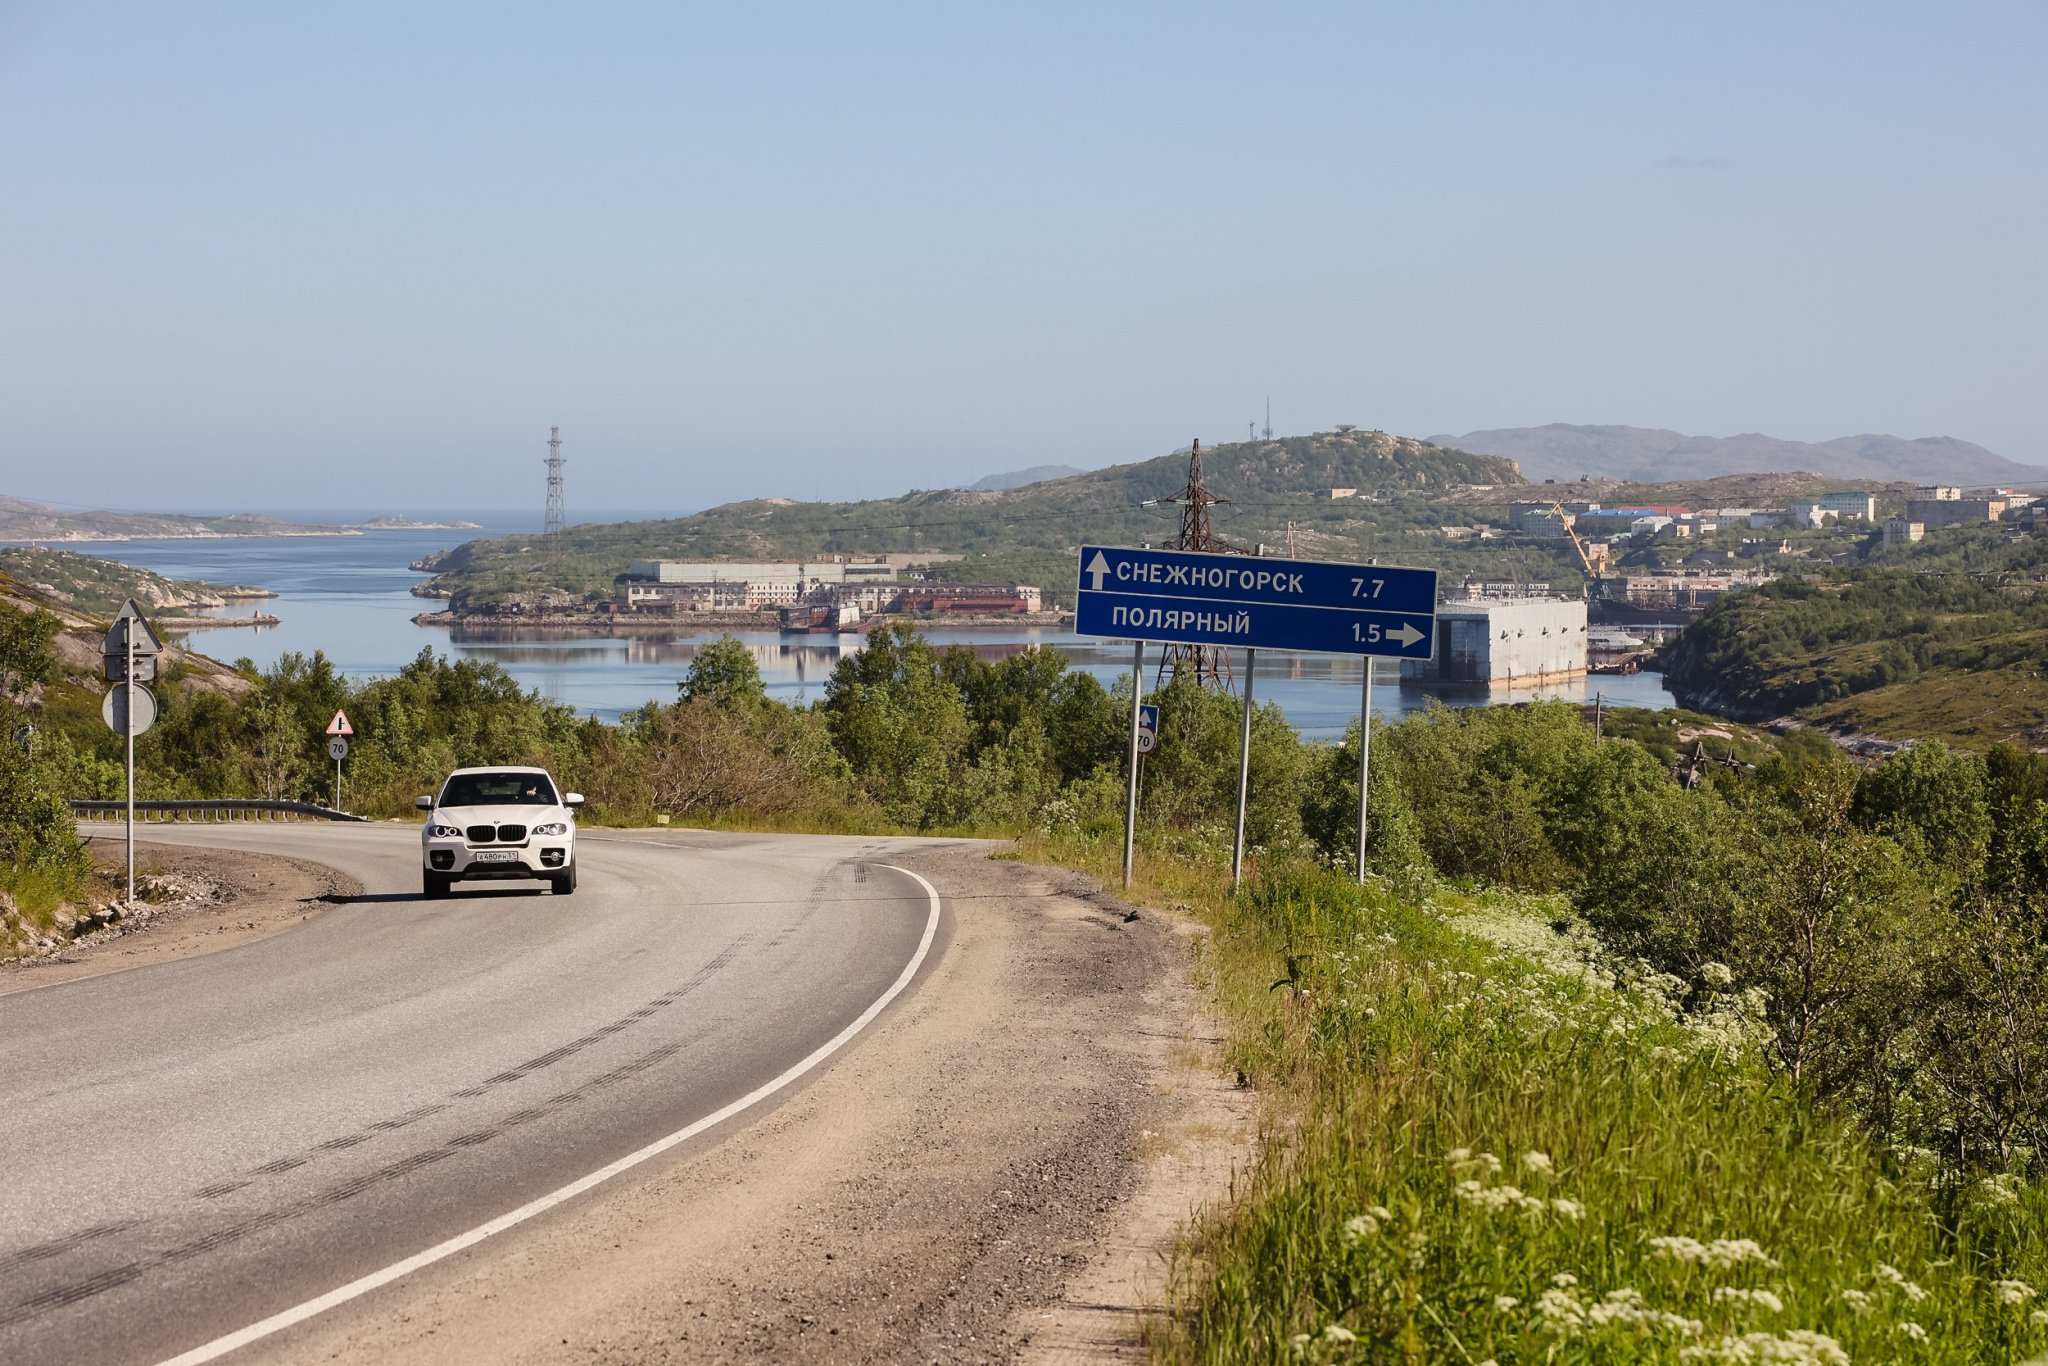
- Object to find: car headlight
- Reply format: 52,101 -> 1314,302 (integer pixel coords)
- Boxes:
426,823 -> 463,838
532,821 -> 569,837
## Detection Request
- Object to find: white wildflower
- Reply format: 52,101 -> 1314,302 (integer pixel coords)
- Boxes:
1876,1263 -> 1928,1301
1522,1150 -> 1555,1175
1713,1287 -> 1786,1314
1319,1325 -> 1356,1345
1445,1147 -> 1472,1163
1341,1213 -> 1379,1244
2031,1307 -> 2048,1327
1679,1330 -> 1848,1364
1494,1295 -> 1520,1312
1552,1197 -> 1586,1220
1553,1272 -> 1579,1288
1649,1235 -> 1776,1270
1976,1172 -> 2022,1208
1899,1321 -> 1927,1341
1838,1288 -> 1872,1314
1536,1286 -> 1586,1335
1995,1279 -> 2039,1306
1368,1204 -> 1392,1221
1701,961 -> 1735,988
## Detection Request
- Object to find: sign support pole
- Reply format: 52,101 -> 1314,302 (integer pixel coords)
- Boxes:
124,629 -> 135,906
334,754 -> 342,812
1122,641 -> 1144,890
1231,648 -> 1257,891
1356,663 -> 1374,884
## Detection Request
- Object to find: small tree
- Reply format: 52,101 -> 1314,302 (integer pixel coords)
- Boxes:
680,635 -> 768,711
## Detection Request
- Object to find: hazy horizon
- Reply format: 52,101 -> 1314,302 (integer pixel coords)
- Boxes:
4,2 -> 2043,510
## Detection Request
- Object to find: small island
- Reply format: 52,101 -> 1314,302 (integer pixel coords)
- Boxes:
0,493 -> 357,542
358,515 -> 484,531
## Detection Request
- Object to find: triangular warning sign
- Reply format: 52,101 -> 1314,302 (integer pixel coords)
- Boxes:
104,598 -> 165,657
325,710 -> 355,737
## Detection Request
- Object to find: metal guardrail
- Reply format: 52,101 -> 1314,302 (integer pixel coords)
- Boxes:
70,799 -> 369,824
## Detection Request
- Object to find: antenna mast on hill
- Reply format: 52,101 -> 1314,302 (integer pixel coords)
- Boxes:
1154,439 -> 1236,689
1263,397 -> 1272,441
543,426 -> 566,538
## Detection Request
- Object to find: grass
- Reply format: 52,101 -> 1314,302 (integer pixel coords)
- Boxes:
1025,831 -> 2048,1363
1807,655 -> 2048,751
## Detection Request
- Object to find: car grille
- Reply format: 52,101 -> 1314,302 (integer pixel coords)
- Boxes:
466,825 -> 495,844
497,823 -> 527,843
464,823 -> 530,845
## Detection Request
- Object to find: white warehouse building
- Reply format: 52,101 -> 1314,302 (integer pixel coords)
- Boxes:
1400,597 -> 1589,688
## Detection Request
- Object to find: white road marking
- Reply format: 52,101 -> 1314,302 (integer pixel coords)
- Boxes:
152,863 -> 945,1366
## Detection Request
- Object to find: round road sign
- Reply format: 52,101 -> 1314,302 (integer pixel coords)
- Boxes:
1136,728 -> 1157,756
102,684 -> 158,738
328,737 -> 350,762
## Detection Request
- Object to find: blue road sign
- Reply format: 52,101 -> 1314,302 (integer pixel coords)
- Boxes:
1136,703 -> 1159,754
1076,545 -> 1438,660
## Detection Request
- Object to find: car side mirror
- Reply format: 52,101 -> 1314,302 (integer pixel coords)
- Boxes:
415,796 -> 434,810
565,793 -> 585,808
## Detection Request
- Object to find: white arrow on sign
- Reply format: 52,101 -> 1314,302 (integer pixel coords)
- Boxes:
1388,621 -> 1426,648
1084,551 -> 1111,592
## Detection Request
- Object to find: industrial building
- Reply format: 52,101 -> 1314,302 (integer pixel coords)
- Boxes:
622,559 -> 896,612
1820,491 -> 1878,521
1883,518 -> 1926,549
1904,495 -> 2007,530
1400,595 -> 1589,688
892,584 -> 1043,615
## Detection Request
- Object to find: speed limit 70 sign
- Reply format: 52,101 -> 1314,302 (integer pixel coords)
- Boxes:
1136,703 -> 1159,755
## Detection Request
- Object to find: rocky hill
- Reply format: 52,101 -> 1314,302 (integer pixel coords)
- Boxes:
0,547 -> 272,618
965,464 -> 1087,491
414,430 -> 1525,608
0,566 -> 255,702
1431,424 -> 2048,487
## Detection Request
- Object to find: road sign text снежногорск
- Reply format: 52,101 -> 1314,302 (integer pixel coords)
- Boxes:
1074,545 -> 1437,659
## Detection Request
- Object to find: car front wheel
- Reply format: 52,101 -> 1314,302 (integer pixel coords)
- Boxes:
551,863 -> 577,896
423,870 -> 453,899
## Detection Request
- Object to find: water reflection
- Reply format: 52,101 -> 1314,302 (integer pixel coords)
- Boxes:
444,625 -> 1675,738
26,523 -> 1677,740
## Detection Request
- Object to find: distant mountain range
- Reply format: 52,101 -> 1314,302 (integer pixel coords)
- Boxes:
0,494 -> 357,542
965,464 -> 1088,491
1429,425 -> 2048,488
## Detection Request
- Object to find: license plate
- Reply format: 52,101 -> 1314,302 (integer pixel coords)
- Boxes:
473,850 -> 520,863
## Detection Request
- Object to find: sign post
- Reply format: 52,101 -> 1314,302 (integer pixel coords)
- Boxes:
325,711 -> 355,812
1075,546 -> 1437,894
1357,664 -> 1374,884
102,599 -> 164,907
1122,644 -> 1144,889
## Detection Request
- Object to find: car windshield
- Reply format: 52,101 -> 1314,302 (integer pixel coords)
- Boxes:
439,772 -> 558,807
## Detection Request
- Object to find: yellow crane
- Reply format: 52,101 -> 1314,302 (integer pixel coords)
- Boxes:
1550,501 -> 1606,584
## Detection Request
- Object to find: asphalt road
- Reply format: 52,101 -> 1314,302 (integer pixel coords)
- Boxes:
0,824 -> 951,1366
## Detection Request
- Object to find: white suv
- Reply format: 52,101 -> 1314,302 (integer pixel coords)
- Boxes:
417,766 -> 582,898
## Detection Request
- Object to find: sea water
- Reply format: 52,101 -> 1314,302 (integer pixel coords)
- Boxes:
30,513 -> 1674,740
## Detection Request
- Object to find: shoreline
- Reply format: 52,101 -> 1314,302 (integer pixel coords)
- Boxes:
0,529 -> 362,545
413,609 -> 1074,638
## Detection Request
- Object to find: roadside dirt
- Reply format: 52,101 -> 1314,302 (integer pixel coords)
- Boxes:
0,838 -> 354,996
261,843 -> 1251,1365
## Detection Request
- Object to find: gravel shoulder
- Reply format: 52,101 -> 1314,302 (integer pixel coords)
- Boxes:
0,835 -> 355,997
250,842 -> 1248,1365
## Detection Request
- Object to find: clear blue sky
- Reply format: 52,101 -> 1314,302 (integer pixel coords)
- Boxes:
3,1 -> 2043,514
